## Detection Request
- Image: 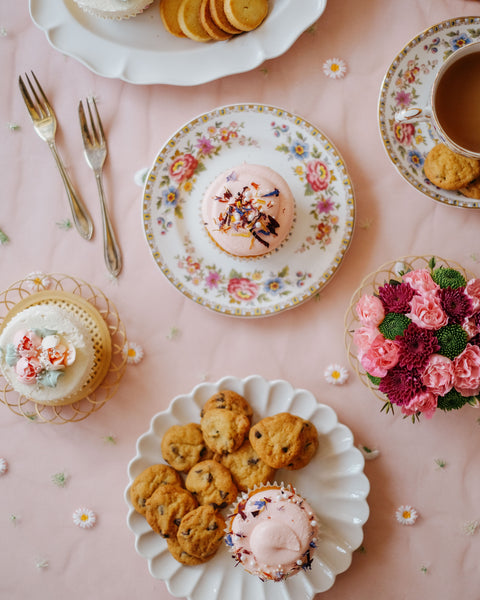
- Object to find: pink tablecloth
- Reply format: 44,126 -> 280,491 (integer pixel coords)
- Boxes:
1,1 -> 480,599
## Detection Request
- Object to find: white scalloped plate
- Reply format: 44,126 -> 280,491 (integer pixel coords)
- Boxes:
125,375 -> 370,599
29,0 -> 327,86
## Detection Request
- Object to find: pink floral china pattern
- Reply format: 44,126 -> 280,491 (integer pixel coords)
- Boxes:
143,104 -> 354,317
378,17 -> 480,209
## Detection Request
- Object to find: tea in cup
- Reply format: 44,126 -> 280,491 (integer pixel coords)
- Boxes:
395,40 -> 480,159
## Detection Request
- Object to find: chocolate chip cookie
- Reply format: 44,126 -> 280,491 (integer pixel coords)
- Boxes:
249,412 -> 319,470
200,390 -> 253,419
219,439 -> 276,491
161,422 -> 213,472
177,505 -> 226,559
424,143 -> 480,190
200,408 -> 250,455
130,463 -> 184,515
145,484 -> 198,538
185,459 -> 238,509
167,537 -> 208,565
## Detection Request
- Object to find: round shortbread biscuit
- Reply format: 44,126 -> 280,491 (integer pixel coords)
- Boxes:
200,0 -> 232,40
160,0 -> 186,37
223,0 -> 268,31
209,0 -> 242,34
178,0 -> 213,42
424,143 -> 480,191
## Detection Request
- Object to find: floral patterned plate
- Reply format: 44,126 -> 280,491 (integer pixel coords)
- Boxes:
142,104 -> 354,317
378,16 -> 480,209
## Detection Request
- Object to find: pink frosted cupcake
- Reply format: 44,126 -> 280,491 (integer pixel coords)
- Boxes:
202,164 -> 295,258
225,484 -> 318,581
73,0 -> 153,19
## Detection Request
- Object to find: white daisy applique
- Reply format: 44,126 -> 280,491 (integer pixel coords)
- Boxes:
324,364 -> 349,385
0,457 -> 8,475
24,271 -> 52,292
123,342 -> 144,365
322,58 -> 347,79
73,507 -> 96,529
396,505 -> 418,525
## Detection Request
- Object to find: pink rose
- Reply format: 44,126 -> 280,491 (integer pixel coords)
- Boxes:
401,390 -> 438,419
356,294 -> 385,327
453,344 -> 480,397
402,269 -> 439,293
13,329 -> 41,358
421,354 -> 454,396
360,335 -> 400,377
15,356 -> 41,384
408,290 -> 448,330
353,325 -> 380,354
169,153 -> 198,183
465,278 -> 480,313
227,277 -> 259,302
306,160 -> 330,192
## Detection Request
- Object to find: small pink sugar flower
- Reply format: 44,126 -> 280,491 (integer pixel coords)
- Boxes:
402,268 -> 439,293
360,335 -> 400,378
15,356 -> 41,384
453,344 -> 480,397
401,390 -> 438,419
408,290 -> 448,330
421,354 -> 454,396
356,294 -> 385,327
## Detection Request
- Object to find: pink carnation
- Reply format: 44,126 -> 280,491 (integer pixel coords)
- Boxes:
453,344 -> 480,397
408,290 -> 448,330
356,294 -> 385,327
401,390 -> 438,419
353,325 -> 380,354
402,269 -> 439,293
465,279 -> 480,313
421,354 -> 454,396
360,335 -> 400,378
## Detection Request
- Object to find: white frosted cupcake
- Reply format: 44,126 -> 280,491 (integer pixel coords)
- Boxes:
73,0 -> 153,19
202,164 -> 295,258
225,483 -> 318,581
0,291 -> 111,406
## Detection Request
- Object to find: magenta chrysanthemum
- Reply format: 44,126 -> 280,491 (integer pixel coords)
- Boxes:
439,287 -> 473,324
378,282 -> 415,314
378,365 -> 424,405
396,323 -> 440,370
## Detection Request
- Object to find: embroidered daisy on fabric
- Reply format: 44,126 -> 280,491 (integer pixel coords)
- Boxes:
73,507 -> 96,529
396,505 -> 418,525
324,364 -> 349,385
24,271 -> 52,292
0,457 -> 8,475
323,58 -> 347,79
123,342 -> 144,365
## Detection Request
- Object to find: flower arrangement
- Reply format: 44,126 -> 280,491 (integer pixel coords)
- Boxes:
347,257 -> 480,421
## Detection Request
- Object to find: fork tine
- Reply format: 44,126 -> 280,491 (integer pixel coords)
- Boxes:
78,100 -> 93,147
18,75 -> 40,121
29,71 -> 52,116
90,97 -> 106,144
24,72 -> 47,119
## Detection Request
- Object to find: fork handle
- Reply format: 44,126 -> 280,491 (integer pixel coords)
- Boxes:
95,173 -> 122,277
48,141 -> 94,240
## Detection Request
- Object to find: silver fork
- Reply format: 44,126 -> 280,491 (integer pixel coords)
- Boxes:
78,98 -> 122,277
18,72 -> 94,240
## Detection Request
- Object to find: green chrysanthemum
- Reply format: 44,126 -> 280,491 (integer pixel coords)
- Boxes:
437,388 -> 470,411
378,312 -> 411,340
432,267 -> 466,290
435,323 -> 468,360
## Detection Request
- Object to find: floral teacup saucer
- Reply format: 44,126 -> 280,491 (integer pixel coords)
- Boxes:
142,104 -> 355,317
